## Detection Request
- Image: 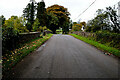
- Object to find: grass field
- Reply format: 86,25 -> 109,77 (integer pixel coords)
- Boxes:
70,34 -> 120,57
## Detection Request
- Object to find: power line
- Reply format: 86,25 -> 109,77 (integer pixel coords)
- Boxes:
74,0 -> 97,20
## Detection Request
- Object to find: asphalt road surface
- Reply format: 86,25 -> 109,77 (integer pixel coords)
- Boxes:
6,34 -> 119,78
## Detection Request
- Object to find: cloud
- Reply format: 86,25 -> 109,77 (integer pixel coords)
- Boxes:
0,0 -> 119,22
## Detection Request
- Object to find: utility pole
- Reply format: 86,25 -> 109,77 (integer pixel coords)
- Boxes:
41,0 -> 44,2
118,1 -> 120,23
30,0 -> 35,2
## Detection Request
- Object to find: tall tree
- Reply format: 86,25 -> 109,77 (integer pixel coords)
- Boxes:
47,13 -> 59,34
0,15 -> 6,26
86,7 -> 120,33
47,4 -> 70,34
37,0 -> 47,27
86,9 -> 110,32
106,6 -> 120,33
23,0 -> 36,31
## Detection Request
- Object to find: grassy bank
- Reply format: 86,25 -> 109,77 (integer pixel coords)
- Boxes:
70,34 -> 120,57
2,34 -> 53,72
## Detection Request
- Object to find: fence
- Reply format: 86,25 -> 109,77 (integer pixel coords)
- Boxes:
2,32 -> 41,54
19,32 -> 41,43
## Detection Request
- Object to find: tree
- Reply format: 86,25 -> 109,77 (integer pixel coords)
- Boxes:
3,16 -> 28,33
71,22 -> 86,31
14,17 -> 29,33
106,6 -> 120,33
47,13 -> 59,34
86,9 -> 110,32
86,7 -> 120,33
73,22 -> 77,25
72,23 -> 82,31
2,16 -> 19,53
37,0 -> 47,27
2,16 -> 29,54
23,1 -> 36,31
47,4 -> 70,34
62,22 -> 69,34
95,9 -> 110,31
0,15 -> 6,26
32,18 -> 40,32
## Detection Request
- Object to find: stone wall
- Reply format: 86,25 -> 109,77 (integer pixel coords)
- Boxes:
19,32 -> 41,44
70,31 -> 96,38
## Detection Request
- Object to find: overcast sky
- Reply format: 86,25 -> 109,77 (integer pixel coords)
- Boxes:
0,0 -> 120,22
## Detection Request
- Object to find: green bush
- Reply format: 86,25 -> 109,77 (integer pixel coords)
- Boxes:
95,31 -> 120,49
2,26 -> 20,55
2,16 -> 29,55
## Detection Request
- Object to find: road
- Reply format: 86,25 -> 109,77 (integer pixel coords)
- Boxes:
6,34 -> 118,78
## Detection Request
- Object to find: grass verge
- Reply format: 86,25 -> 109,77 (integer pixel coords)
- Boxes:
2,34 -> 53,72
70,34 -> 120,57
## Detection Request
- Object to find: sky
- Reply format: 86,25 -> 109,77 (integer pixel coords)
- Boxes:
0,0 -> 120,22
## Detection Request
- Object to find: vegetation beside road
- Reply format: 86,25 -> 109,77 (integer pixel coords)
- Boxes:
2,34 -> 53,72
70,6 -> 120,55
56,29 -> 62,34
70,34 -> 120,57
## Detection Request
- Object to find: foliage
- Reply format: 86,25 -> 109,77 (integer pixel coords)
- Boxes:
86,26 -> 92,32
72,30 -> 120,49
32,18 -> 40,32
36,26 -> 47,33
37,1 -> 47,27
2,34 -> 53,73
72,22 -> 86,31
73,22 -> 77,25
4,16 -> 28,33
86,9 -> 109,32
2,16 -> 19,54
86,7 -> 120,33
72,24 -> 82,31
70,34 -> 120,57
39,26 -> 43,32
106,6 -> 120,33
62,22 -> 69,34
80,22 -> 86,29
95,31 -> 120,49
0,15 -> 6,26
43,26 -> 47,31
47,13 -> 59,34
56,29 -> 62,34
2,16 -> 29,55
14,17 -> 29,33
47,4 -> 70,34
23,1 -> 36,31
